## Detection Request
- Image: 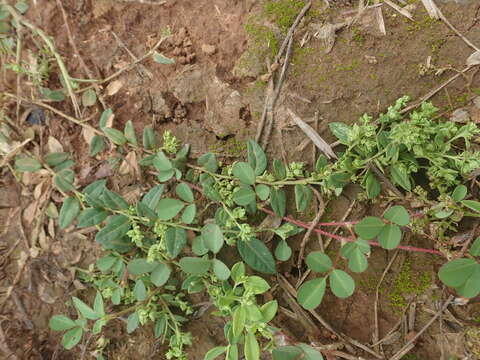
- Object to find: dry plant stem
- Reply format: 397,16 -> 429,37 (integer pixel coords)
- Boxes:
400,66 -> 474,114
369,163 -> 402,197
4,93 -> 103,136
2,3 -> 81,118
76,36 -> 169,94
55,0 -> 107,109
110,31 -> 153,80
0,323 -> 18,360
296,187 -> 325,269
323,200 -> 356,250
11,291 -> 33,330
373,250 -> 399,353
256,58 -> 274,145
261,35 -> 294,148
15,28 -> 23,123
438,8 -> 480,52
371,301 -> 412,347
0,254 -> 29,308
390,295 -> 455,360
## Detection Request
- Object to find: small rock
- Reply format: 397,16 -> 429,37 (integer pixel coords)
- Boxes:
473,96 -> 480,109
169,66 -> 206,103
201,44 -> 216,55
450,108 -> 470,123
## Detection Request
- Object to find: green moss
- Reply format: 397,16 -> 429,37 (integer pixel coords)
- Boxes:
406,16 -> 439,32
351,27 -> 366,46
244,20 -> 280,59
387,259 -> 431,314
264,0 -> 306,33
209,137 -> 247,158
335,60 -> 361,72
427,38 -> 446,55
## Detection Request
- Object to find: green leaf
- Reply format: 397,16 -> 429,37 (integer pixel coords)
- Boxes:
127,258 -> 158,275
95,215 -> 131,251
49,315 -> 77,331
179,257 -> 211,275
89,135 -> 105,156
247,139 -> 267,175
233,162 -> 256,185
81,88 -> 97,107
227,345 -> 238,360
306,252 -> 332,273
273,159 -> 287,180
297,344 -> 324,360
45,152 -> 70,167
204,346 -> 227,360
354,216 -> 385,240
273,346 -> 304,360
270,188 -> 286,218
452,185 -> 467,202
192,236 -> 208,256
329,122 -> 351,144
153,51 -> 175,64
454,263 -> 480,298
237,238 -> 276,274
15,1 -> 29,14
127,312 -> 139,334
141,185 -> 164,211
245,276 -> 270,295
297,277 -> 326,310
124,120 -> 138,146
83,180 -> 107,207
41,88 -> 65,102
255,184 -> 270,201
99,108 -> 113,129
151,263 -> 171,287
273,223 -> 304,240
165,227 -> 187,258
434,208 -> 454,219
157,198 -> 185,220
94,292 -> 105,317
438,258 -> 478,287
59,197 -> 80,229
294,184 -> 312,212
244,332 -> 260,360
103,127 -> 127,145
233,305 -> 246,337
15,156 -> 41,172
53,159 -> 75,172
181,204 -> 196,224
378,224 -> 401,250
231,262 -> 245,283
96,255 -> 116,272
202,223 -> 224,254
329,270 -> 355,298
92,319 -> 106,335
102,189 -> 129,210
384,205 -> 409,226
61,327 -> 83,350
315,155 -> 328,172
233,186 -> 256,206
390,164 -> 411,191
54,169 -> 75,192
153,151 -> 172,171
275,240 -> 292,261
176,183 -> 194,202
134,279 -> 147,301
462,200 -> 480,213
260,300 -> 278,322
346,249 -> 368,273
365,172 -> 381,199
470,237 -> 480,256
198,153 -> 218,173
143,126 -> 156,150
154,315 -> 167,338
212,259 -> 231,280
72,297 -> 99,320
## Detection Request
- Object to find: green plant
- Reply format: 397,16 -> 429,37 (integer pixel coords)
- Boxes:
9,97 -> 480,359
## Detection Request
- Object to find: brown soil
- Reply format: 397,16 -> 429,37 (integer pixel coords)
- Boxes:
2,0 -> 480,359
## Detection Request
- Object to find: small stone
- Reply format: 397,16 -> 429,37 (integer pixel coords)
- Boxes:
473,96 -> 480,109
450,108 -> 470,123
201,44 -> 216,55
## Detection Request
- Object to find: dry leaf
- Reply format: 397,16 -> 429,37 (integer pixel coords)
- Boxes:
82,126 -> 96,144
384,0 -> 413,20
466,51 -> 480,66
106,80 -> 124,96
93,0 -> 114,18
287,108 -> 337,159
23,202 -> 38,224
421,0 -> 440,19
47,136 -> 64,153
310,22 -> 345,53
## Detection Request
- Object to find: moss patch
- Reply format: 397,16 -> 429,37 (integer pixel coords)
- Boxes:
209,137 -> 247,157
264,0 -> 306,33
385,258 -> 431,314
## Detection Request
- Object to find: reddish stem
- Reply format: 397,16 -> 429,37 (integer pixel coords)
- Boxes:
260,207 -> 444,257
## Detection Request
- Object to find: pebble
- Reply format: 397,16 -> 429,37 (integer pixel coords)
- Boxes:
450,108 -> 470,123
201,44 -> 216,55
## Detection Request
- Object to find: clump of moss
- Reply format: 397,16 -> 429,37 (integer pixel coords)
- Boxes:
406,16 -> 439,32
387,259 -> 432,313
209,137 -> 247,157
466,327 -> 480,358
351,27 -> 366,46
244,20 -> 280,59
335,59 -> 361,72
264,0 -> 306,33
